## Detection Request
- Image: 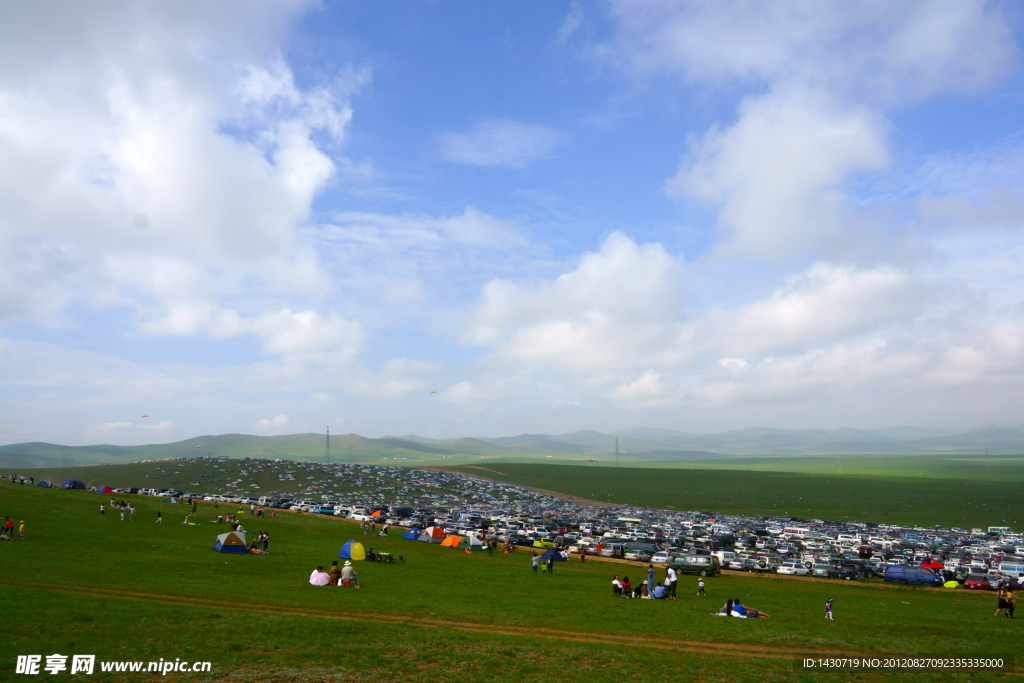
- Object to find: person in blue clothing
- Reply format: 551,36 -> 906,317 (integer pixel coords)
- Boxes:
646,564 -> 656,599
732,598 -> 771,619
652,582 -> 667,599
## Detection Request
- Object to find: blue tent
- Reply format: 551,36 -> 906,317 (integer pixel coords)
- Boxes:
339,540 -> 366,560
60,479 -> 86,490
213,531 -> 247,554
402,528 -> 421,540
36,480 -> 52,488
539,549 -> 567,562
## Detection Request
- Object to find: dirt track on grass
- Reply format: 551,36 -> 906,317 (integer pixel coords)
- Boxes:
2,580 -> 856,659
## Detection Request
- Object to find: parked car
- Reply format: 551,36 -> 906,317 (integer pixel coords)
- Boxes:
963,573 -> 994,590
838,564 -> 866,580
811,564 -> 838,579
624,549 -> 652,562
777,562 -> 810,576
883,565 -> 944,587
650,551 -> 672,564
669,554 -> 721,577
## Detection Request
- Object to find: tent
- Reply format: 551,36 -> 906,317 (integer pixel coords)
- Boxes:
36,480 -> 52,488
370,510 -> 383,518
539,548 -> 567,562
401,528 -> 422,540
213,531 -> 247,553
464,535 -> 485,550
97,486 -> 113,495
440,535 -> 463,548
418,526 -> 446,543
943,580 -> 960,588
921,559 -> 945,570
60,479 -> 86,490
163,497 -> 180,504
339,540 -> 366,560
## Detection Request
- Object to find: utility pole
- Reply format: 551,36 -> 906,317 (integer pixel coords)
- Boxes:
326,426 -> 330,466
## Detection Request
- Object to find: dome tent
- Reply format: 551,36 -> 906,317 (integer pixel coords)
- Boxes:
339,540 -> 366,561
401,528 -> 421,540
213,531 -> 247,554
97,486 -> 113,495
61,479 -> 86,490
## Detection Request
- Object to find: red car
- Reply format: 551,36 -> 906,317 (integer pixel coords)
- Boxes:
964,573 -> 994,590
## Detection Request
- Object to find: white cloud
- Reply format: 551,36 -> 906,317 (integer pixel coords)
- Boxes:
255,414 -> 290,432
706,262 -> 923,356
95,420 -> 174,432
468,232 -> 685,375
0,0 -> 359,333
439,119 -> 561,168
668,88 -> 890,259
603,0 -> 1016,102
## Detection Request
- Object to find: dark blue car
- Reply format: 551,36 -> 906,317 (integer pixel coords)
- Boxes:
883,565 -> 943,586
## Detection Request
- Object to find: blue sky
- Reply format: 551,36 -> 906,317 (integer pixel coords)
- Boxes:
2,1 -> 1024,445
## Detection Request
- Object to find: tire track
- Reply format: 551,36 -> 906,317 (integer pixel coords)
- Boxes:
2,581 -> 858,659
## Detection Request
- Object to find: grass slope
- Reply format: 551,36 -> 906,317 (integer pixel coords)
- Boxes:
1,480 -> 1020,682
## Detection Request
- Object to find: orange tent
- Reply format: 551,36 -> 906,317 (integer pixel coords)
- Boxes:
370,510 -> 383,518
440,535 -> 463,548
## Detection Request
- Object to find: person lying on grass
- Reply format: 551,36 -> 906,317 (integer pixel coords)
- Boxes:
731,599 -> 771,619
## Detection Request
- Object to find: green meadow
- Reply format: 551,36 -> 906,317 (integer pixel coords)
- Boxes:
1,480 -> 1020,682
444,460 -> 1024,529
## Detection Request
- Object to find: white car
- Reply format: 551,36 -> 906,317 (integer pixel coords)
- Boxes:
650,552 -> 672,564
776,562 -> 810,576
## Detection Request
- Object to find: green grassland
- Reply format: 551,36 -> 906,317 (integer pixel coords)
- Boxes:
1,481 -> 1020,682
443,462 -> 1024,528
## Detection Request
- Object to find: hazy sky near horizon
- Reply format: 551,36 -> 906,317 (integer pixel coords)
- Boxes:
2,1 -> 1024,445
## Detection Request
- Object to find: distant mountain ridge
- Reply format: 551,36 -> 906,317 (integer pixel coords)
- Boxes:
1,425 -> 1021,469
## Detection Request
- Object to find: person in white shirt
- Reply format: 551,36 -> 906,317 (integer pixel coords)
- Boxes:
665,566 -> 678,600
611,575 -> 622,596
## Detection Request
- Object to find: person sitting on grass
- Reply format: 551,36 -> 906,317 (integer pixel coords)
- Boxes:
634,581 -> 647,599
328,561 -> 342,586
340,561 -> 358,588
652,582 -> 667,599
620,576 -> 632,597
731,599 -> 771,619
366,548 -> 376,562
716,599 -> 734,616
612,575 -> 622,596
309,566 -> 331,586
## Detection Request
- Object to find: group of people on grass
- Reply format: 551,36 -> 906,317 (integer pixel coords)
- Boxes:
309,561 -> 359,588
2,516 -> 23,540
995,584 -> 1016,618
609,564 -> 680,599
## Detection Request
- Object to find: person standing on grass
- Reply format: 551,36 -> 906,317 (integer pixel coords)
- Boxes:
129,506 -> 135,521
647,564 -> 656,599
665,566 -> 677,600
19,520 -> 25,540
99,504 -> 104,517
697,577 -> 706,597
4,517 -> 12,535
579,547 -> 586,563
156,511 -> 162,523
532,554 -> 540,574
547,556 -> 554,574
825,598 -> 834,620
119,508 -> 124,521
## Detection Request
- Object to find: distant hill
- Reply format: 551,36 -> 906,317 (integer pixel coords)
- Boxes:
3,424 -> 1024,469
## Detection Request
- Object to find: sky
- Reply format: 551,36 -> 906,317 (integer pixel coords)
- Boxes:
2,1 -> 1024,445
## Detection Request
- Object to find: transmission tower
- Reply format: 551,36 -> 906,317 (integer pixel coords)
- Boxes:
615,437 -> 620,467
326,426 -> 330,466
